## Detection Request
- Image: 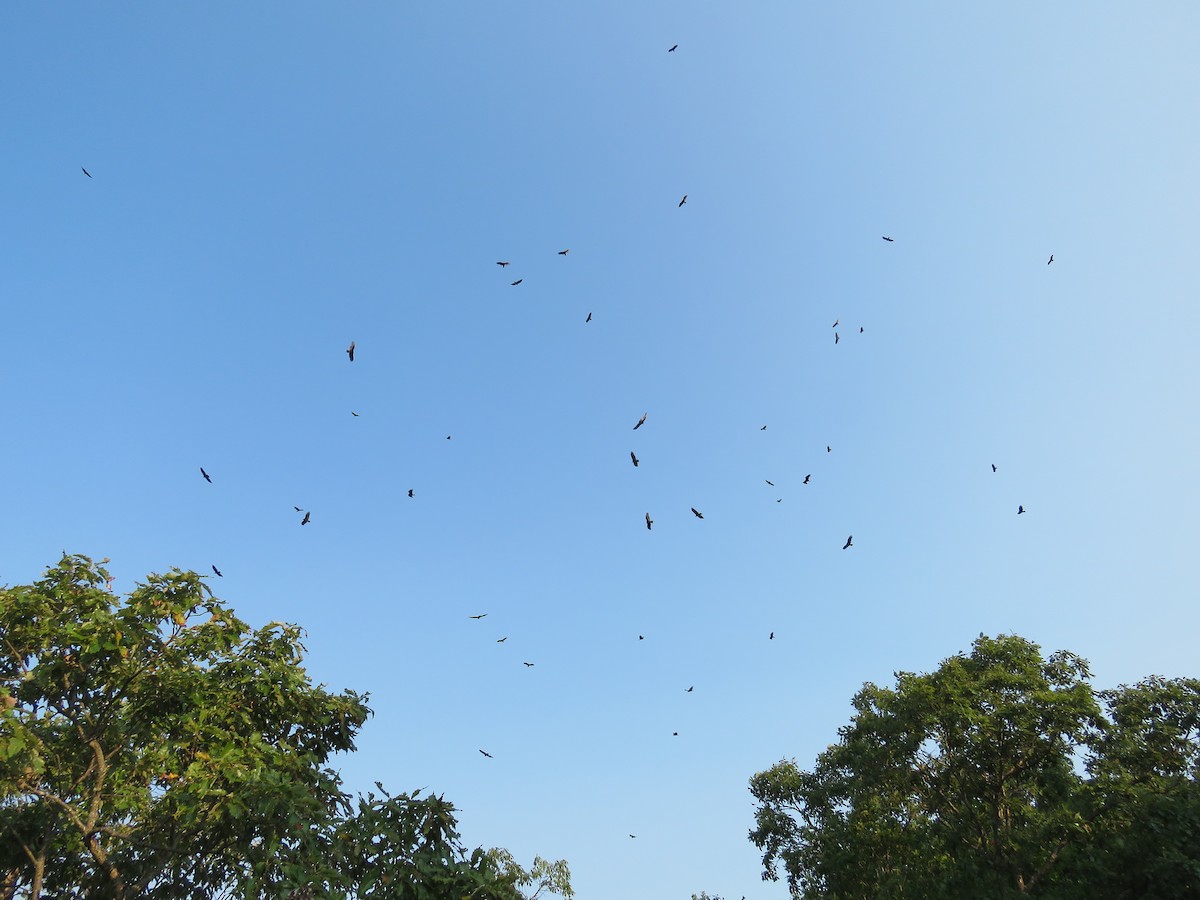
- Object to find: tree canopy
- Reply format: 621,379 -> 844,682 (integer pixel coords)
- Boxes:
0,554 -> 571,899
749,633 -> 1200,899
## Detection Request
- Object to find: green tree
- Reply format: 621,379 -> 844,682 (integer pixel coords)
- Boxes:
748,634 -> 1200,899
0,555 -> 571,899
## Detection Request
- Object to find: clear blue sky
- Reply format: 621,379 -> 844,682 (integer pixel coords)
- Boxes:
3,3 -> 1198,897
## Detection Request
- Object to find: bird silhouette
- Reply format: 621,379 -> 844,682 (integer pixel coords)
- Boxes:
346,341 -> 355,362
469,614 -> 487,619
558,249 -> 570,255
843,535 -> 853,549
446,435 -> 452,440
200,467 -> 212,483
769,632 -> 774,640
691,507 -> 704,519
301,512 -> 311,526
826,446 -> 832,453
1018,505 -> 1026,514
586,312 -> 592,323
882,236 -> 894,242
803,474 -> 811,484
639,635 -> 644,640
497,261 -> 510,267
686,686 -> 694,693
859,326 -> 864,333
673,731 -> 679,736
668,44 -> 678,51
81,167 -> 92,177
212,565 -> 223,577
761,425 -> 767,430
832,319 -> 839,328
634,412 -> 648,430
1047,254 -> 1054,265
765,480 -> 774,486
511,279 -> 523,286
631,451 -> 639,467
835,332 -> 840,344
523,662 -> 534,667
991,464 -> 997,473
497,637 -> 507,643
678,195 -> 687,207
479,750 -> 493,758
351,411 -> 359,416
629,834 -> 637,839
645,513 -> 653,531
294,506 -> 302,512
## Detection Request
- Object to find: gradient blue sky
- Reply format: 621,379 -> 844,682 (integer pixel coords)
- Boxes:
3,3 -> 1199,897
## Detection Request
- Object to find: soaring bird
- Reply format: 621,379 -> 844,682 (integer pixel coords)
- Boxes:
301,512 -> 311,526
631,451 -> 639,467
832,319 -> 839,328
629,834 -> 637,839
882,236 -> 894,242
496,637 -> 507,643
511,279 -> 523,286
1018,505 -> 1026,514
991,464 -> 997,473
469,614 -> 488,619
835,332 -> 840,344
558,249 -> 570,255
212,565 -> 223,577
673,731 -> 679,736
668,44 -> 678,51
497,261 -> 510,267
586,312 -> 592,323
200,467 -> 212,483
479,750 -> 493,758
633,412 -> 648,430
843,535 -> 853,550
1047,254 -> 1054,265
645,513 -> 653,531
346,341 -> 355,362
81,167 -> 92,177
761,425 -> 767,430
765,480 -> 774,486
826,446 -> 832,453
639,635 -> 644,640
294,506 -> 302,512
446,435 -> 452,440
351,411 -> 359,416
803,474 -> 811,484
678,195 -> 687,207
686,686 -> 694,693
691,507 -> 704,519
859,326 -> 864,333
408,489 -> 414,498
523,662 -> 534,667
769,632 -> 774,640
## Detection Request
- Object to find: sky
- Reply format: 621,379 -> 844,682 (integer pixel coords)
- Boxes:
3,3 -> 1199,897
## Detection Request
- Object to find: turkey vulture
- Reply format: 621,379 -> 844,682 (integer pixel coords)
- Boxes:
832,319 -> 839,328
351,411 -> 359,416
558,249 -> 570,255
81,167 -> 92,177
408,489 -> 414,498
301,512 -> 311,526
761,425 -> 767,430
346,341 -> 356,362
1047,255 -> 1054,265
827,446 -> 832,453
200,467 -> 212,483
631,451 -> 639,467
668,44 -> 678,52
882,236 -> 894,242
294,506 -> 302,512
691,507 -> 704,519
835,332 -> 840,344
803,474 -> 810,484
645,513 -> 653,531
678,195 -> 687,207
843,535 -> 853,549
859,326 -> 864,333
686,686 -> 694,693
991,464 -> 997,473
523,662 -> 534,667
469,614 -> 487,619
479,750 -> 493,758
497,261 -> 510,267
1018,505 -> 1026,514
496,637 -> 507,643
586,312 -> 592,322
769,632 -> 774,640
511,279 -> 523,286
765,480 -> 774,486
212,566 -> 223,577
633,412 -> 648,430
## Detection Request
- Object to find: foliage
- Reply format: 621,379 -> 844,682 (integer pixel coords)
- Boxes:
0,555 -> 570,900
748,634 -> 1200,899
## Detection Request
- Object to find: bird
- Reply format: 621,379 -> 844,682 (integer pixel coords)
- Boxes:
523,662 -> 534,667
1047,254 -> 1054,265
761,425 -> 767,430
497,261 -> 510,267
212,565 -> 223,577
639,635 -> 644,640
633,412 -> 648,430
1018,505 -> 1026,514
835,332 -> 840,344
408,489 -> 414,498
446,435 -> 452,440
645,513 -> 653,531
843,535 -> 853,550
832,319 -> 839,328
293,506 -> 302,512
496,637 -> 507,643
301,512 -> 311,526
777,499 -> 782,503
803,474 -> 811,484
882,236 -> 894,242
668,44 -> 678,51
631,451 -> 639,467
629,834 -> 637,839
673,731 -> 679,736
859,326 -> 864,333
81,167 -> 92,177
558,249 -> 570,255
769,632 -> 774,640
686,686 -> 694,693
469,614 -> 487,620
991,464 -> 997,473
678,195 -> 687,207
346,341 -> 355,362
200,467 -> 212,483
826,446 -> 832,453
765,480 -> 774,486
511,279 -> 523,286
691,507 -> 704,519
586,312 -> 592,323
479,750 -> 493,758
351,411 -> 359,417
